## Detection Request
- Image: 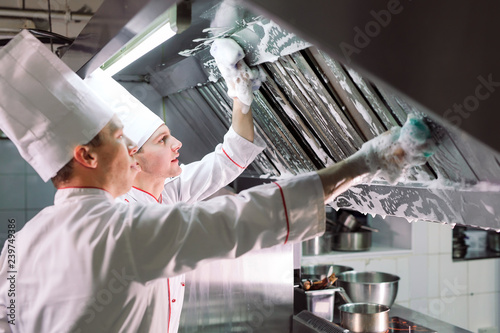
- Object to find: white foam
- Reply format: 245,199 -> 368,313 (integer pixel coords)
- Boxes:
210,38 -> 264,113
354,114 -> 436,184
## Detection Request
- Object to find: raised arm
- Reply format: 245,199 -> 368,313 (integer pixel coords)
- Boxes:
319,114 -> 436,203
231,97 -> 254,143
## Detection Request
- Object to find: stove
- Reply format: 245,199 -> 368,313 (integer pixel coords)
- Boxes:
388,316 -> 437,332
293,311 -> 438,333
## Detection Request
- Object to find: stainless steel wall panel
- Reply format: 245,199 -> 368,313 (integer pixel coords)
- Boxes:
343,66 -> 399,129
309,49 -> 386,141
283,52 -> 369,155
260,71 -> 336,166
277,56 -> 360,156
251,90 -> 317,175
265,60 -> 352,160
373,85 -> 407,127
198,84 -> 232,126
150,56 -> 209,96
446,130 -> 500,183
179,243 -> 295,332
178,89 -> 229,140
167,93 -> 225,148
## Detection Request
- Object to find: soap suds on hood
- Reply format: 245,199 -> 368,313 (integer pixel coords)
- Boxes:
210,38 -> 264,113
355,114 -> 436,184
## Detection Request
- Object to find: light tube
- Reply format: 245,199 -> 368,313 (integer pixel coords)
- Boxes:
103,22 -> 176,76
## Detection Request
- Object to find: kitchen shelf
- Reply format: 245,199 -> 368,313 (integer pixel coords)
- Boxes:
301,245 -> 412,265
298,214 -> 413,267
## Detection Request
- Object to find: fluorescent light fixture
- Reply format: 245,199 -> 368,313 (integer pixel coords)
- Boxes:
102,20 -> 176,76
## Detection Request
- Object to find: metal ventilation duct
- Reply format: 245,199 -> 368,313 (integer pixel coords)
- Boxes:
63,0 -> 500,229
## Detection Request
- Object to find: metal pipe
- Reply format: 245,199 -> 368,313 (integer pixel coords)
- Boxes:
47,0 -> 53,52
0,8 -> 92,21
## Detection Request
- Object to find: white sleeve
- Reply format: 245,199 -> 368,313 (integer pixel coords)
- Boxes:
162,126 -> 266,204
127,172 -> 325,282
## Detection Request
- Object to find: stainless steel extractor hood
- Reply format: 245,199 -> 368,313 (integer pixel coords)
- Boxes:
61,0 -> 500,230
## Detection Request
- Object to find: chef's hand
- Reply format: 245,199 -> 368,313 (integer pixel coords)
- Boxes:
351,114 -> 436,184
318,115 -> 436,203
210,38 -> 264,114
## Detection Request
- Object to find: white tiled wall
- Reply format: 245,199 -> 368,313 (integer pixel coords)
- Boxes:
329,220 -> 500,333
0,140 -> 56,245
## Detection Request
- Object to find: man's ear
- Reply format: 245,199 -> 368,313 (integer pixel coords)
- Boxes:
73,145 -> 98,169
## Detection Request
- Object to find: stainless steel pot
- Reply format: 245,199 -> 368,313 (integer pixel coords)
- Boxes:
338,211 -> 379,233
339,303 -> 389,333
302,233 -> 333,255
332,230 -> 372,251
336,271 -> 399,307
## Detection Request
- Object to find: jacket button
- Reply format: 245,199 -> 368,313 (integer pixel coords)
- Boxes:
172,299 -> 176,303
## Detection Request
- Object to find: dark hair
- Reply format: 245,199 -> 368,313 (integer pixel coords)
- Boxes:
51,132 -> 103,187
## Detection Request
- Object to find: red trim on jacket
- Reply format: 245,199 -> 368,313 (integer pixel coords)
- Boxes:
58,186 -> 110,194
222,147 -> 245,169
273,182 -> 290,244
132,186 -> 161,203
167,278 -> 171,332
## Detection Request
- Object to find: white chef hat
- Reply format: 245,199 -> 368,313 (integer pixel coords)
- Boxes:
84,68 -> 164,149
0,30 -> 115,182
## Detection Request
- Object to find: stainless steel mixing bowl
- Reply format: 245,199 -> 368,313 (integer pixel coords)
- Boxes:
301,264 -> 354,280
336,271 -> 400,307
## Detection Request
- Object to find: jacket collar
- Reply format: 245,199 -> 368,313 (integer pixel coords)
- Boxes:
54,187 -> 114,205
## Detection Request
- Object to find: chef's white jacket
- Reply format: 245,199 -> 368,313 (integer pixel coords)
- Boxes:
0,171 -> 325,332
118,127 -> 266,333
121,126 -> 266,205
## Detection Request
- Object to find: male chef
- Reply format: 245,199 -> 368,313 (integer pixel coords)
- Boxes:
0,31 -> 434,333
83,51 -> 265,331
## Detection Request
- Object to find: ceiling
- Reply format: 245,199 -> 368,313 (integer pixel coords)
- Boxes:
0,0 -> 102,38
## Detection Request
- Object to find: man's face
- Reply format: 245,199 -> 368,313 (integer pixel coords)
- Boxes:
135,124 -> 183,179
96,115 -> 140,196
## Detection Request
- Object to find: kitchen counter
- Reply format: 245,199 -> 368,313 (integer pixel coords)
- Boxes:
388,304 -> 473,332
293,303 -> 473,332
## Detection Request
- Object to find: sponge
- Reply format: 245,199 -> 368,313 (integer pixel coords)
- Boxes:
210,38 -> 264,113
